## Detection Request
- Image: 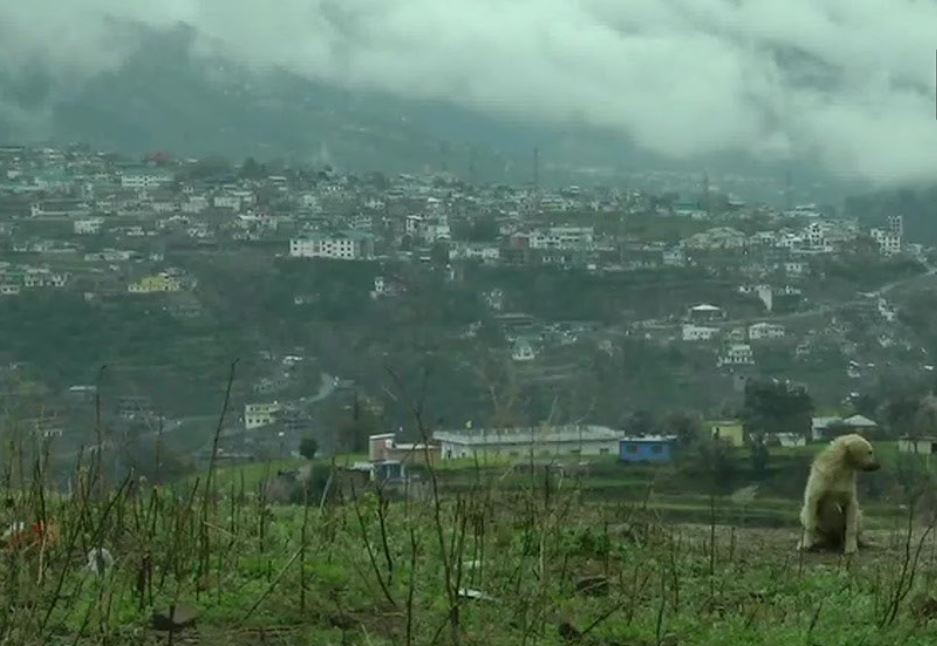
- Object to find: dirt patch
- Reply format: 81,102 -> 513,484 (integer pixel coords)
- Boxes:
663,523 -> 932,565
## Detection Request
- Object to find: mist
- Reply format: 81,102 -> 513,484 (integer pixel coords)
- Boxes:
2,0 -> 935,187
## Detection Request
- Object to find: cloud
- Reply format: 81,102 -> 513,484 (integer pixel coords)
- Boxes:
1,0 -> 935,186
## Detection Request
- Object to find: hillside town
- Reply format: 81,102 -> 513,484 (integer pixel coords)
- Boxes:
1,143 -> 935,475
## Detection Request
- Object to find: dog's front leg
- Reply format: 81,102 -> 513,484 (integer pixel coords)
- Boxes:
844,500 -> 858,555
798,491 -> 821,551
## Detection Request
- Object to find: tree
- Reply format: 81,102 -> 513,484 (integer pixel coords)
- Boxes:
627,410 -> 656,436
337,393 -> 379,454
912,395 -> 937,446
883,395 -> 920,438
742,379 -> 814,439
695,438 -> 738,494
850,393 -> 879,418
239,157 -> 267,180
662,412 -> 701,447
299,437 -> 319,460
429,241 -> 450,268
749,434 -> 770,480
468,216 -> 500,242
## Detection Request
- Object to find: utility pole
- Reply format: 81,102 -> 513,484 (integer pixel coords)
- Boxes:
439,141 -> 449,174
532,146 -> 541,214
468,146 -> 477,186
784,168 -> 793,212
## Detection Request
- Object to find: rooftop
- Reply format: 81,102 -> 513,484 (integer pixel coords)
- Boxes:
433,424 -> 627,446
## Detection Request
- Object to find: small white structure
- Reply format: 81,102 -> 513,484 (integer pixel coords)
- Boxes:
433,425 -> 626,460
289,231 -> 375,260
688,304 -> 723,322
749,322 -> 786,341
841,414 -> 878,432
811,416 -> 841,441
682,324 -> 719,342
512,339 -> 536,362
871,228 -> 901,256
121,169 -> 173,189
213,194 -> 242,210
718,344 -> 754,366
74,218 -> 104,235
244,402 -> 281,429
774,432 -> 806,448
528,226 -> 594,250
898,437 -> 937,454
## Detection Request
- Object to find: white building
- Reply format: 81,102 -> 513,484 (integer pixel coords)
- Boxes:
451,243 -> 501,263
181,196 -> 210,214
23,269 -> 68,288
888,215 -> 903,239
688,304 -> 724,322
121,169 -> 173,189
682,324 -> 720,342
529,226 -> 594,250
433,424 -> 627,460
774,432 -> 807,448
74,218 -> 104,235
811,416 -> 841,441
245,402 -> 281,430
289,232 -> 375,260
783,261 -> 808,277
213,194 -> 242,210
718,344 -> 754,366
898,437 -> 937,454
512,338 -> 537,361
749,322 -> 786,341
406,214 -> 451,243
662,248 -> 686,267
871,228 -> 901,256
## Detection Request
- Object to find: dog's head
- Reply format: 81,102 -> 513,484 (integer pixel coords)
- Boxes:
838,434 -> 880,472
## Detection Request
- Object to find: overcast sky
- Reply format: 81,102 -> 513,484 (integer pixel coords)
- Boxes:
1,0 -> 935,186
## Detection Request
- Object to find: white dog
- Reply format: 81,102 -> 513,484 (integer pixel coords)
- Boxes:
798,434 -> 880,555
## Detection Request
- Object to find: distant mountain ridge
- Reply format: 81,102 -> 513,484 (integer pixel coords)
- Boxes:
0,27 -> 853,202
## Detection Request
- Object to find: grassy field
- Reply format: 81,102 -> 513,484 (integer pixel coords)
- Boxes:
4,443 -> 937,645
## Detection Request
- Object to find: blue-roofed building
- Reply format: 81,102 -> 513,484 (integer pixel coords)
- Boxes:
618,435 -> 679,464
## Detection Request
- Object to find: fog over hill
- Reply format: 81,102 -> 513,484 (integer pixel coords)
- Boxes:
1,1 -> 934,202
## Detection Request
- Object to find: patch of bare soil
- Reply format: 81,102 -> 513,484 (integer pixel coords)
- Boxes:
666,523 -> 933,566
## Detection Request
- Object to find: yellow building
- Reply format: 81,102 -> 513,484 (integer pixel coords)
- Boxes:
707,420 -> 745,447
128,273 -> 181,294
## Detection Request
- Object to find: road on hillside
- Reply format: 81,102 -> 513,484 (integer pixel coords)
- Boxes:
56,372 -> 338,462
600,263 -> 937,338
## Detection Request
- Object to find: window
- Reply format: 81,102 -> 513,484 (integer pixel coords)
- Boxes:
599,448 -> 609,455
651,445 -> 663,454
626,444 -> 638,454
570,448 -> 581,455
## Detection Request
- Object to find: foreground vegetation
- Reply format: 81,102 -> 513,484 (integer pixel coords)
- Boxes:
5,441 -> 937,646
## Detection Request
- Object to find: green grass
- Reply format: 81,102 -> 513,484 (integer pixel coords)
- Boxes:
3,441 -> 936,644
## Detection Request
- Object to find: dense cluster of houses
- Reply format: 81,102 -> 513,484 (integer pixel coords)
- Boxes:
0,144 -> 919,308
